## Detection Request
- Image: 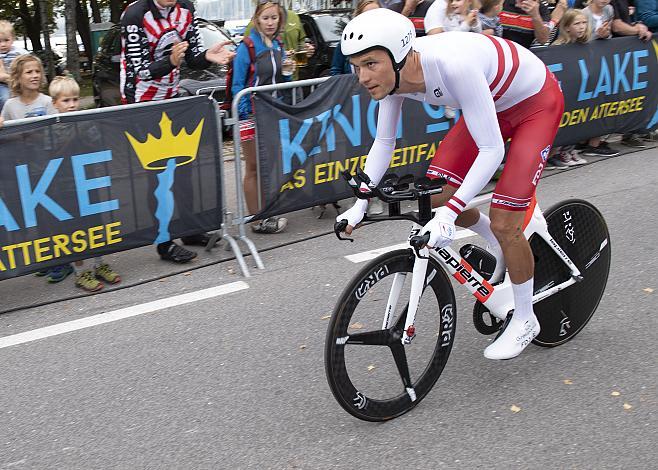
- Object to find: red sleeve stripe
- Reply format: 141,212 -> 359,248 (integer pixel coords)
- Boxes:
451,196 -> 466,208
445,201 -> 462,216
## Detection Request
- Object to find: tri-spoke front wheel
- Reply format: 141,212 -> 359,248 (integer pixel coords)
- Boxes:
325,249 -> 456,421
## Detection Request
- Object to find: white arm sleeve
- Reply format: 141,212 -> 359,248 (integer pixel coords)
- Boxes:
362,94 -> 404,186
443,61 -> 505,207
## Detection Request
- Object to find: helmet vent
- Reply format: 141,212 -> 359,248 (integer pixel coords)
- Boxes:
358,34 -> 363,40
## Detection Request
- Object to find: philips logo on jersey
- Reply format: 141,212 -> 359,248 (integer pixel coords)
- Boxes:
433,87 -> 443,98
540,145 -> 551,162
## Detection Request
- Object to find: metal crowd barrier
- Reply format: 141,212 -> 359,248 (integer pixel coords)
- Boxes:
221,76 -> 331,271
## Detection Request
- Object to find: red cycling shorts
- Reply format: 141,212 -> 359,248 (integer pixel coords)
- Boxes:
427,69 -> 564,211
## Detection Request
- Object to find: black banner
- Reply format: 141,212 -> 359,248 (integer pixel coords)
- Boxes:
253,36 -> 658,219
254,74 -> 449,218
0,96 -> 222,280
534,36 -> 658,145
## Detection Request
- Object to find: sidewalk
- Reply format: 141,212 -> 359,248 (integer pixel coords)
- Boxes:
0,136 -> 655,315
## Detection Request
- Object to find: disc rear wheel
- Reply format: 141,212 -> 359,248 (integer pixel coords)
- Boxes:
530,200 -> 611,346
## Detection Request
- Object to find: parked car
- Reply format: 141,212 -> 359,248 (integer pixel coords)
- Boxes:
298,9 -> 350,80
92,19 -> 235,108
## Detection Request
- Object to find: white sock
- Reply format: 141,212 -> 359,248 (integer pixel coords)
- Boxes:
512,278 -> 535,322
73,262 -> 84,274
469,212 -> 505,276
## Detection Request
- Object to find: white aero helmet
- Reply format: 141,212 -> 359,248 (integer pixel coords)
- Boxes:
341,8 -> 416,93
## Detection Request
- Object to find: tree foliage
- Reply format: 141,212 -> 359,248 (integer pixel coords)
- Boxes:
0,0 -> 126,64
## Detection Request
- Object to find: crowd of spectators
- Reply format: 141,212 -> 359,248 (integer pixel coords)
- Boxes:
0,0 -> 655,289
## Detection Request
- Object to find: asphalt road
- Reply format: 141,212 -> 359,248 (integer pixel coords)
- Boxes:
1,148 -> 657,469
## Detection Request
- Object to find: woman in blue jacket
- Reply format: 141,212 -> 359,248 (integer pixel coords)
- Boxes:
232,0 -> 293,234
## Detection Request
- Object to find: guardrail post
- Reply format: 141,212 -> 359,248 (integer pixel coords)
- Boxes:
206,100 -> 251,277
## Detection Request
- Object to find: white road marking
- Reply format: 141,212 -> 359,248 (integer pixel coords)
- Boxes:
0,281 -> 249,350
345,229 -> 477,263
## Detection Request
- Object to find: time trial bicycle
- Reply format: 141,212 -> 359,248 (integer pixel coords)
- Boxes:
325,169 -> 610,421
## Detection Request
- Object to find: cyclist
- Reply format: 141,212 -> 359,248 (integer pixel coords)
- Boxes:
336,8 -> 564,360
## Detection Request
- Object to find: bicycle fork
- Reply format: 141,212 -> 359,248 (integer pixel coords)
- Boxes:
381,247 -> 431,344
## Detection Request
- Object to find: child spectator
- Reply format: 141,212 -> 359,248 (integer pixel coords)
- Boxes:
49,76 -> 121,292
443,0 -> 483,32
0,54 -> 55,120
552,8 -> 591,44
479,0 -> 505,35
546,9 -> 592,168
583,0 -> 615,39
233,0 -> 293,234
0,55 -> 73,282
0,20 -> 27,112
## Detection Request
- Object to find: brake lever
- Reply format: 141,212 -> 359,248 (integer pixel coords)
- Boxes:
409,232 -> 431,259
334,219 -> 354,242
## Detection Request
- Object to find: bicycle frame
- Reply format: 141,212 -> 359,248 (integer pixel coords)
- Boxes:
394,195 -> 584,344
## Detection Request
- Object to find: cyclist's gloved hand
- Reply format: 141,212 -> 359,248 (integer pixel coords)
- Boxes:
337,198 -> 368,234
421,206 -> 458,248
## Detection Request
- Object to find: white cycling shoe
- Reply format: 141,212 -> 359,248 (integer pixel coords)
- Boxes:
484,313 -> 540,360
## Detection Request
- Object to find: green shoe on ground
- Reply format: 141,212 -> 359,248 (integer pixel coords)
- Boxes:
75,270 -> 103,292
95,263 -> 121,284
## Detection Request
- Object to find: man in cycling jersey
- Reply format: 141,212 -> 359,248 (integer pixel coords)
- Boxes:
120,0 -> 235,263
336,8 -> 564,360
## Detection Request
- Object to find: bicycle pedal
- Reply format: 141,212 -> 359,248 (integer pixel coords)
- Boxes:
459,244 -> 496,281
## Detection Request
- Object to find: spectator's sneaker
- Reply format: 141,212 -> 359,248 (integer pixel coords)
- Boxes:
581,145 -> 620,157
483,313 -> 540,360
642,131 -> 658,142
34,269 -> 50,277
75,270 -> 103,292
251,217 -> 288,234
181,232 -> 218,247
544,156 -> 569,170
95,263 -> 121,284
367,199 -> 384,216
569,151 -> 588,165
46,264 -> 74,283
621,134 -> 647,148
160,243 -> 197,263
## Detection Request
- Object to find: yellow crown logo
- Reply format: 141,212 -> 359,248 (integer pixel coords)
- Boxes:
125,113 -> 205,170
